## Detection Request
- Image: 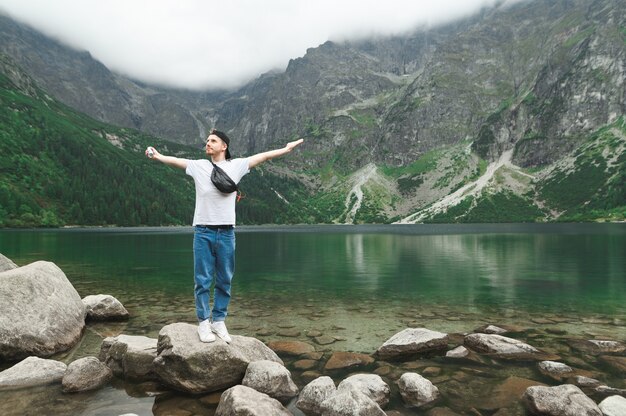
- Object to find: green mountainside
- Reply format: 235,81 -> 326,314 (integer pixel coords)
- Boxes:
0,57 -> 336,227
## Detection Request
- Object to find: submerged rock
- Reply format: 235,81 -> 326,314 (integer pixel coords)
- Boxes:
522,384 -> 602,416
478,376 -> 546,411
375,328 -> 449,359
599,355 -> 626,375
242,360 -> 298,402
324,351 -> 375,371
538,361 -> 574,381
99,334 -> 158,381
82,294 -> 129,321
594,385 -> 626,399
215,385 -> 291,416
571,375 -> 601,388
0,356 -> 67,390
567,339 -> 626,355
62,356 -> 112,393
397,372 -> 440,408
266,340 -> 316,356
0,261 -> 86,360
464,333 -> 557,360
154,323 -> 282,394
445,346 -> 469,358
475,324 -> 507,335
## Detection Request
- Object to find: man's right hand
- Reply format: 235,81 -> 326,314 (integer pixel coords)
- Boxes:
145,146 -> 159,159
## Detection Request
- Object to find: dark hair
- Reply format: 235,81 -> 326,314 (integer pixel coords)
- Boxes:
209,128 -> 232,159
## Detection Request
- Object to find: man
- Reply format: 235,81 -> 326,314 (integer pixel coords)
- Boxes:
146,129 -> 303,343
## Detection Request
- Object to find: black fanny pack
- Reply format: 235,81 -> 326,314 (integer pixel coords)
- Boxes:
210,162 -> 239,194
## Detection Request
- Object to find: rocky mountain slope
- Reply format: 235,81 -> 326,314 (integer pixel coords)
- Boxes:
0,0 -> 624,224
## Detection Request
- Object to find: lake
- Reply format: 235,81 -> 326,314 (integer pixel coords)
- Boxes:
0,223 -> 625,415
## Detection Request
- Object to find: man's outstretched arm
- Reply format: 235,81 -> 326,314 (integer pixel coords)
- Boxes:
248,139 -> 304,169
145,147 -> 188,170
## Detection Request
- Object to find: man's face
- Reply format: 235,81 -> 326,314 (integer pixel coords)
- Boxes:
205,134 -> 227,155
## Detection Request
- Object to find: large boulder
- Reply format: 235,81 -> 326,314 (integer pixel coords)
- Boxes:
62,356 -> 112,393
0,356 -> 67,390
153,322 -> 283,394
99,334 -> 158,381
397,373 -> 440,408
296,376 -> 337,415
82,294 -> 129,321
0,261 -> 86,360
242,360 -> 299,402
215,385 -> 292,416
522,384 -> 602,416
464,333 -> 558,360
599,396 -> 626,416
375,328 -> 449,359
0,253 -> 17,272
320,388 -> 386,416
337,374 -> 390,408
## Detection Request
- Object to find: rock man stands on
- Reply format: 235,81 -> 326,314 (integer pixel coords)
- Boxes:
146,129 -> 303,343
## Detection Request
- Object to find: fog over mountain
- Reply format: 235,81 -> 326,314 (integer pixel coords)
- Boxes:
0,0 -> 525,90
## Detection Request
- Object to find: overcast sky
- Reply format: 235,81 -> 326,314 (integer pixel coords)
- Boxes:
0,0 -> 524,91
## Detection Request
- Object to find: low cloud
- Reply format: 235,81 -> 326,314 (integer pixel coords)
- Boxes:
0,0 -> 525,90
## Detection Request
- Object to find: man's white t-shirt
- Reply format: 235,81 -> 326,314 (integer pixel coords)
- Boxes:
185,158 -> 250,226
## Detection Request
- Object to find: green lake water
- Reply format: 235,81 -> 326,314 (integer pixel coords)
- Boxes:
0,223 -> 625,415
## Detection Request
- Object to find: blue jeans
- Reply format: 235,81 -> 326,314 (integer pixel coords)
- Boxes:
193,226 -> 236,322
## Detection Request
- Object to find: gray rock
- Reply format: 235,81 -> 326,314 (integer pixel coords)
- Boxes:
99,334 -> 158,380
587,340 -> 626,354
594,385 -> 626,399
538,361 -> 574,381
464,333 -> 556,360
296,376 -> 337,415
153,322 -> 283,394
397,373 -> 440,408
215,385 -> 292,416
572,376 -> 601,388
522,384 -> 602,416
567,339 -> 626,355
62,356 -> 112,393
0,356 -> 67,390
0,261 -> 86,360
242,360 -> 299,402
599,396 -> 626,416
0,253 -> 17,272
320,388 -> 386,416
82,294 -> 129,321
446,346 -> 469,358
482,325 -> 508,335
375,328 -> 449,359
337,374 -> 390,408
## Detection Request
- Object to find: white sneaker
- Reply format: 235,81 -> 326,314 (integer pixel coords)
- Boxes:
211,321 -> 232,343
198,319 -> 216,343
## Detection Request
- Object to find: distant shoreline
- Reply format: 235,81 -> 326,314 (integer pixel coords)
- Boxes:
1,222 -> 624,235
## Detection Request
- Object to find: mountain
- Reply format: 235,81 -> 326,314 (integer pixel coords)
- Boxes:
0,13 -> 223,144
0,0 -> 624,226
0,53 -> 357,227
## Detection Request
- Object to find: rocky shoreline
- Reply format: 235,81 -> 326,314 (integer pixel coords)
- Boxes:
1,254 -> 625,415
